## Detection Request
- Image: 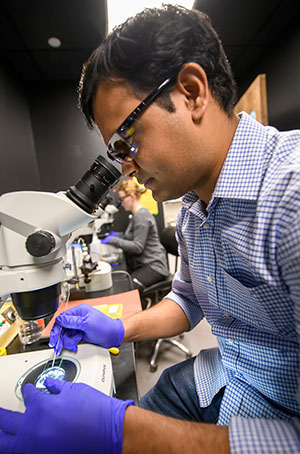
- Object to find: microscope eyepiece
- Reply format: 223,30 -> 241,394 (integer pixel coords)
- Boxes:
66,155 -> 121,214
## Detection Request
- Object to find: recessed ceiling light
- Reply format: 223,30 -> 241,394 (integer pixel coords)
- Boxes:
47,37 -> 62,48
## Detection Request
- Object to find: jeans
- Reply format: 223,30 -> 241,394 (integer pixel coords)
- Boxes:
139,357 -> 224,423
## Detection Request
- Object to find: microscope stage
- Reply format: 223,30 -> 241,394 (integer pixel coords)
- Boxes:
0,343 -> 113,412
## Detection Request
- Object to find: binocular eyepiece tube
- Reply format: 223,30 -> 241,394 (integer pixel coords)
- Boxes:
66,155 -> 121,214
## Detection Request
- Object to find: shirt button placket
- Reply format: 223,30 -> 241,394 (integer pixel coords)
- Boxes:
202,220 -> 217,303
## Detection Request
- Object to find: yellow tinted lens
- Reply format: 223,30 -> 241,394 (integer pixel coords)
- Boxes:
108,133 -> 136,163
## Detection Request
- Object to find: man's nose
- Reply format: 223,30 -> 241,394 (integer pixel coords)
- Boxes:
122,160 -> 139,177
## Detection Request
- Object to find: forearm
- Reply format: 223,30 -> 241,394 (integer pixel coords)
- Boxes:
123,406 -> 230,454
123,298 -> 190,343
110,236 -> 144,254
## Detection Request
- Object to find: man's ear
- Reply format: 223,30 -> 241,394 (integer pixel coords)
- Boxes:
176,63 -> 209,123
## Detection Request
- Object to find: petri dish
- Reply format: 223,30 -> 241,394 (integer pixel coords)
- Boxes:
15,356 -> 80,401
35,366 -> 66,391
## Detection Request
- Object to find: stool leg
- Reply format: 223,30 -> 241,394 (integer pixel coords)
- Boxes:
165,338 -> 192,357
144,297 -> 152,310
149,338 -> 163,372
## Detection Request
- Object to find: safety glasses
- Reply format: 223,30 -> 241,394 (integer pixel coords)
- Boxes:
107,76 -> 174,164
119,194 -> 131,202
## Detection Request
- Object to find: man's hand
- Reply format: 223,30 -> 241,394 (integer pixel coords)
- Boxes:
0,379 -> 134,454
49,303 -> 124,355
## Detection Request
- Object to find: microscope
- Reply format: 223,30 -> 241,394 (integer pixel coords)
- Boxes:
0,156 -> 121,411
0,155 -> 121,323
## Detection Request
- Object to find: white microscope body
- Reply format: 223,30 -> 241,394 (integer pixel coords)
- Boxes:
0,155 -> 121,320
0,191 -> 94,297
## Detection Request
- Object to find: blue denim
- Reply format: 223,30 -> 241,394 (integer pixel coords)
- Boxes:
139,357 -> 224,423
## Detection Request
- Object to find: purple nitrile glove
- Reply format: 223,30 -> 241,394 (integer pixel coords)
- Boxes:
101,231 -> 119,245
0,378 -> 134,454
49,303 -> 124,355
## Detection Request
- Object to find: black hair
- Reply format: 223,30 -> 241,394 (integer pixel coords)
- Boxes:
78,4 -> 237,129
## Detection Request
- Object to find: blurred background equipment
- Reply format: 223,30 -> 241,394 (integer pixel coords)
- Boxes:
94,196 -> 119,239
64,238 -> 113,295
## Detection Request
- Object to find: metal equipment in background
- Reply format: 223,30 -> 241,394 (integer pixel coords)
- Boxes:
64,237 -> 113,294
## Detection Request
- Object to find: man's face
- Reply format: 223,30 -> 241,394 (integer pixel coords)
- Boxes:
92,80 -> 207,202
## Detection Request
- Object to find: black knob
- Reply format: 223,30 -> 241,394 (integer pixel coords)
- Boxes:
26,231 -> 56,257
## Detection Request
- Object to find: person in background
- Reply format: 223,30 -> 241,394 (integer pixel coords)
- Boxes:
1,4 -> 300,454
102,178 -> 169,296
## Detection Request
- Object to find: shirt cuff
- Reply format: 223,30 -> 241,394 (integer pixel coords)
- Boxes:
229,415 -> 300,454
164,290 -> 203,330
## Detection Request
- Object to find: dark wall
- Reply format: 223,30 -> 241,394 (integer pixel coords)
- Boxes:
27,82 -> 119,192
0,60 -> 40,194
237,17 -> 300,131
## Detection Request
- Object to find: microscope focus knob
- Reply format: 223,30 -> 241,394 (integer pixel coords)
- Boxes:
26,231 -> 56,257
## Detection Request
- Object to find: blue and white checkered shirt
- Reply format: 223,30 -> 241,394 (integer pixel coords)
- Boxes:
167,112 -> 300,453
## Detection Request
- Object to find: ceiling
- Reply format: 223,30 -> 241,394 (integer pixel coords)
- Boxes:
0,0 -> 296,86
0,0 -> 107,82
194,0 -> 296,84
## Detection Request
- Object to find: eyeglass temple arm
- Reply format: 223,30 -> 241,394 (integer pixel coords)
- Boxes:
121,77 -> 173,128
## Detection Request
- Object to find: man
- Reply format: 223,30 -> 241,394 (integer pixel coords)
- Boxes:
0,5 -> 299,453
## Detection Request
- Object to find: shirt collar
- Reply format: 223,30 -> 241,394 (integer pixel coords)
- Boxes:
212,112 -> 267,201
182,112 -> 268,211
